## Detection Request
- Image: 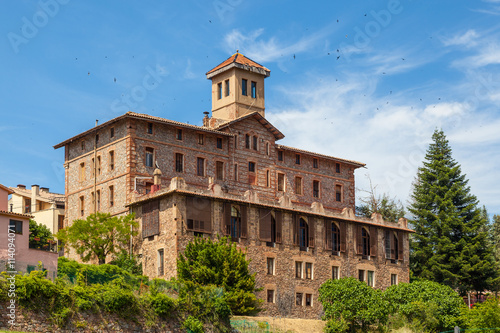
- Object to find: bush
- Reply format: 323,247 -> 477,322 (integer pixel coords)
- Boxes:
462,297 -> 500,329
183,315 -> 204,333
383,280 -> 465,332
319,277 -> 388,332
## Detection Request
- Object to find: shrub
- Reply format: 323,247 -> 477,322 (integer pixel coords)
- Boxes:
182,316 -> 204,333
319,277 -> 388,332
149,292 -> 176,317
461,297 -> 500,329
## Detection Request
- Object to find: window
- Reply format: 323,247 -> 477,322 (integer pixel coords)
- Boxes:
95,134 -> 99,145
295,261 -> 303,279
295,154 -> 300,165
217,137 -> 223,149
313,180 -> 320,198
391,274 -> 398,286
109,186 -> 114,207
91,192 -> 95,211
299,218 -> 308,248
251,81 -> 257,98
80,196 -> 84,216
267,257 -> 275,275
197,158 -> 205,176
58,215 -> 64,230
217,82 -> 222,99
9,220 -> 22,234
305,294 -> 312,307
225,79 -> 230,96
81,140 -> 85,151
335,184 -> 342,202
313,158 -> 318,168
145,147 -> 154,167
24,198 -> 31,213
198,133 -> 204,145
267,290 -> 275,303
242,78 -> 248,96
216,161 -> 224,180
305,262 -> 313,279
175,153 -> 184,172
278,150 -> 283,161
332,266 -> 339,280
266,170 -> 270,187
296,293 -> 303,306
230,205 -> 242,240
158,249 -> 164,276
295,177 -> 302,195
186,196 -> 212,234
248,162 -> 255,173
277,173 -> 285,191
386,230 -> 400,262
91,158 -> 95,178
265,142 -> 270,155
79,162 -> 85,181
335,162 -> 341,173
177,129 -> 183,140
332,223 -> 341,252
245,134 -> 250,149
234,164 -> 238,181
110,127 -> 114,138
97,156 -> 101,175
147,122 -> 153,134
109,151 -> 115,171
367,270 -> 374,287
358,269 -> 365,282
96,190 -> 101,211
362,228 -> 370,256
252,136 -> 258,150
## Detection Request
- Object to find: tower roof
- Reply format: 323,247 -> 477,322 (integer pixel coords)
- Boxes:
206,52 -> 270,79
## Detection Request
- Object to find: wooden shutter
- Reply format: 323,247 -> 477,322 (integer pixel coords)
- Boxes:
292,214 -> 298,245
398,231 -> 404,262
259,208 -> 272,242
325,219 -> 332,250
340,221 -> 346,252
356,225 -> 363,254
186,196 -> 212,233
240,205 -> 248,238
142,200 -> 159,238
223,202 -> 231,236
370,226 -> 378,257
308,216 -> 314,247
276,211 -> 282,243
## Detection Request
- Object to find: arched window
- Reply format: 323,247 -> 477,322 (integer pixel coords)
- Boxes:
362,228 -> 370,256
231,206 -> 241,239
299,218 -> 308,248
332,223 -> 340,252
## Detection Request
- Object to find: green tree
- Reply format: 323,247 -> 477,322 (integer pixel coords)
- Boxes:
409,129 -> 497,294
29,219 -> 54,249
56,212 -> 138,265
318,277 -> 388,333
177,236 -> 260,315
356,176 -> 405,222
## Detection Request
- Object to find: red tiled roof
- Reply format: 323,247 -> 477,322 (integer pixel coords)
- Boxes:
276,145 -> 366,168
9,187 -> 65,203
206,52 -> 270,75
0,210 -> 33,219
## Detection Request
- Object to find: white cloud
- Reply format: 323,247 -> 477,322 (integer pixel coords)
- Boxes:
443,29 -> 479,47
423,102 -> 469,118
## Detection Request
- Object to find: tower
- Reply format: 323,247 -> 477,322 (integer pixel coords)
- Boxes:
206,51 -> 270,121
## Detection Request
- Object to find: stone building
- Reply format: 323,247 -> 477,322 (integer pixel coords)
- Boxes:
55,52 -> 412,318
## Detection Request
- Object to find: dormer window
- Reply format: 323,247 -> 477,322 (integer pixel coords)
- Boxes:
242,79 -> 248,96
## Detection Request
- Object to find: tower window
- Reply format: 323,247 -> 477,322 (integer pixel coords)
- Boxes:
313,158 -> 318,168
147,123 -> 153,134
335,184 -> 342,202
251,81 -> 257,98
295,154 -> 301,165
313,180 -> 320,198
217,82 -> 222,99
225,79 -> 230,96
336,163 -> 341,173
145,148 -> 154,167
177,129 -> 183,140
242,79 -> 248,96
216,161 -> 224,180
248,162 -> 255,173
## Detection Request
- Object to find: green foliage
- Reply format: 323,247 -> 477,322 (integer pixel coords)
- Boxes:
409,129 -> 497,294
383,280 -> 465,332
109,251 -> 143,275
182,315 -> 204,333
356,178 -> 405,222
462,297 -> 500,329
318,277 -> 388,332
177,236 -> 260,315
29,219 -> 54,249
56,212 -> 138,265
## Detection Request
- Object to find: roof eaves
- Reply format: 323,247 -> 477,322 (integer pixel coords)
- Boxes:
277,145 -> 366,167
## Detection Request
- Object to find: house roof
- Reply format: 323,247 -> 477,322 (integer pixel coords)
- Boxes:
206,52 -> 270,79
215,111 -> 285,140
0,210 -> 33,219
54,111 -> 233,149
0,184 -> 14,195
276,145 -> 366,168
9,186 -> 65,203
127,188 -> 413,233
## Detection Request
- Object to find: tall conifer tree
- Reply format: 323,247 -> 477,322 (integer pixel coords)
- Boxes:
409,129 -> 496,294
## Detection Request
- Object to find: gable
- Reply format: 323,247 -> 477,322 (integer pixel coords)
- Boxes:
215,112 -> 284,141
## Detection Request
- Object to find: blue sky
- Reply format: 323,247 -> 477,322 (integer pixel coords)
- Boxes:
1,0 -> 499,216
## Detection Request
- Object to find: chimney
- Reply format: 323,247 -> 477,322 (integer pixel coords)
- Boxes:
40,187 -> 49,193
203,111 -> 210,127
31,184 -> 39,213
17,184 -> 26,190
151,167 -> 162,194
31,184 -> 40,195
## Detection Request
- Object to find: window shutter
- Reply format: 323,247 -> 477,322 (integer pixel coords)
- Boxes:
398,231 -> 404,262
276,211 -> 283,243
385,230 -> 392,259
370,226 -> 378,257
142,200 -> 160,238
240,205 -> 248,238
308,216 -> 314,247
340,221 -> 346,252
259,208 -> 272,242
356,225 -> 363,254
223,202 -> 231,236
325,219 -> 332,250
292,214 -> 298,245
186,196 -> 212,233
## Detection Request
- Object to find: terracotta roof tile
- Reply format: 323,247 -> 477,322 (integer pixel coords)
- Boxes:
0,210 -> 33,219
206,52 -> 270,75
215,112 -> 285,140
276,145 -> 366,168
9,187 -> 65,203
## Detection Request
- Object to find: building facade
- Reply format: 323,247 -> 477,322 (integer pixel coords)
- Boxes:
8,184 -> 65,235
55,52 -> 412,318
